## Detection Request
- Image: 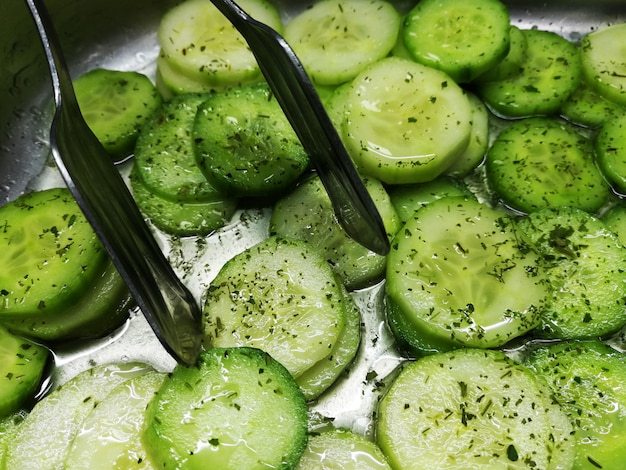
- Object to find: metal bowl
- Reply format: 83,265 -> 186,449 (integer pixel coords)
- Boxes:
1,0 -> 625,437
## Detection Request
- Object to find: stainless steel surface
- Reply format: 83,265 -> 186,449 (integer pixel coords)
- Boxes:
2,0 -> 626,436
24,0 -> 203,366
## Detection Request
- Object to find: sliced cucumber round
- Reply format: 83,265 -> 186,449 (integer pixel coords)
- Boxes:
65,371 -> 166,469
517,206 -> 626,340
377,348 -> 575,470
486,117 -> 609,214
343,57 -> 473,185
596,113 -> 626,195
477,29 -> 582,118
143,347 -> 308,470
560,79 -> 626,129
475,25 -> 527,83
270,175 -> 400,290
193,82 -> 309,199
403,0 -> 511,83
4,362 -> 153,470
296,428 -> 391,469
158,0 -> 282,88
581,23 -> 626,107
202,235 -> 347,379
525,341 -> 626,470
0,325 -> 48,417
386,196 -> 548,352
284,0 -> 401,86
0,188 -> 106,317
73,68 -> 161,161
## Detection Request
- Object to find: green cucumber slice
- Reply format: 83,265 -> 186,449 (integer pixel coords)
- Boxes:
343,57 -> 473,185
133,92 -> 224,203
2,259 -> 132,342
403,0 -> 510,83
0,188 -> 106,317
596,114 -> 626,194
4,362 -> 152,470
387,176 -> 472,225
602,203 -> 626,248
193,82 -> 309,198
0,411 -> 27,468
486,117 -> 609,214
269,175 -> 400,290
284,0 -> 401,86
526,341 -> 626,470
476,29 -> 582,118
517,206 -> 626,339
130,168 -> 236,237
581,23 -> 626,106
560,79 -> 626,129
386,197 -> 547,351
475,25 -> 527,83
64,371 -> 166,469
0,325 -> 48,417
202,235 -> 347,379
143,347 -> 308,470
157,0 -> 282,88
444,92 -> 490,177
73,68 -> 161,161
376,349 -> 575,469
296,284 -> 361,401
296,428 -> 391,470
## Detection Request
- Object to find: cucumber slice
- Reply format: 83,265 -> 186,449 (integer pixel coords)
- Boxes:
155,51 -> 225,98
269,175 -> 400,290
130,168 -> 236,237
73,68 -> 161,161
388,176 -> 472,225
0,188 -> 106,317
526,341 -> 626,470
486,117 -> 609,214
403,0 -> 510,83
296,284 -> 361,401
193,82 -> 309,199
475,25 -> 527,83
517,206 -> 626,340
581,23 -> 626,106
444,92 -> 490,177
386,197 -> 547,351
133,93 -> 225,203
376,349 -> 575,470
476,29 -> 582,118
157,0 -> 282,88
1,259 -> 132,342
296,428 -> 391,470
0,325 -> 48,417
143,347 -> 308,470
560,79 -> 626,129
602,203 -> 626,248
343,57 -> 473,185
202,235 -> 347,379
4,362 -> 153,470
596,114 -> 626,194
284,0 -> 401,86
64,371 -> 166,469
0,411 -> 27,468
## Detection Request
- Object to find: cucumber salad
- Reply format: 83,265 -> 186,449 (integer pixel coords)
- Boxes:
2,0 -> 626,468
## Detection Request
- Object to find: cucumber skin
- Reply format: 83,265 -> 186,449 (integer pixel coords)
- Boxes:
143,347 -> 308,470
